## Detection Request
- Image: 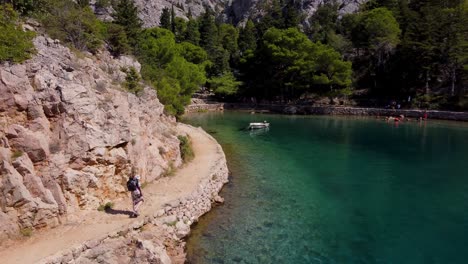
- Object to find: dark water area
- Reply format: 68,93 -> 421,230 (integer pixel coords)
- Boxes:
184,112 -> 468,264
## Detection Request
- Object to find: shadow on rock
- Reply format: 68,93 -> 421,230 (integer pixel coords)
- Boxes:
105,208 -> 134,216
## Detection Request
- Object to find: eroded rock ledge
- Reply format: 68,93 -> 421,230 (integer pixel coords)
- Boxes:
39,128 -> 229,264
1,36 -> 182,242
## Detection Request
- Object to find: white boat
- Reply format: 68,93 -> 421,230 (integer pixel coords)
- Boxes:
248,121 -> 270,129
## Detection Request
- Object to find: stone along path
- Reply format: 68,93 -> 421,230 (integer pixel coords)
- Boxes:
1,124 -> 223,264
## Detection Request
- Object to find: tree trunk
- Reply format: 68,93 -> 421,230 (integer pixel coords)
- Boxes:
425,70 -> 430,94
451,67 -> 456,97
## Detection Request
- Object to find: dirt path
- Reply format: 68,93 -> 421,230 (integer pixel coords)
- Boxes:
1,124 -> 222,264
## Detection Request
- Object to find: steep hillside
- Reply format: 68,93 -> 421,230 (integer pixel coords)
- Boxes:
93,0 -> 365,28
0,34 -> 182,242
92,0 -> 227,28
134,0 -> 226,27
227,0 -> 367,25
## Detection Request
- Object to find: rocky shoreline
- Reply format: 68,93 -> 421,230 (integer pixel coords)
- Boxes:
38,126 -> 229,264
186,102 -> 468,122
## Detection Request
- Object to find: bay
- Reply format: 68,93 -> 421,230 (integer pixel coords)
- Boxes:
184,112 -> 468,264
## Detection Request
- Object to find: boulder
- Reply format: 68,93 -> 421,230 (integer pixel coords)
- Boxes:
7,125 -> 49,162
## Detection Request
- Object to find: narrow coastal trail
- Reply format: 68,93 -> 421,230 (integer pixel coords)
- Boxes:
1,124 -> 221,264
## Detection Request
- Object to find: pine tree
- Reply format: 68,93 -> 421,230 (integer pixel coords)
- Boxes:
185,18 -> 200,45
308,1 -> 339,43
113,0 -> 142,47
171,5 -> 176,33
199,10 -> 218,56
106,23 -> 131,56
173,17 -> 187,43
238,20 -> 257,53
160,7 -> 171,30
256,0 -> 285,35
76,0 -> 90,8
283,0 -> 300,28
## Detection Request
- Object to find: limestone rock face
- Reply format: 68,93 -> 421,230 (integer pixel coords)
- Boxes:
90,0 -> 365,29
0,36 -> 181,242
227,0 -> 367,25
131,0 -> 224,28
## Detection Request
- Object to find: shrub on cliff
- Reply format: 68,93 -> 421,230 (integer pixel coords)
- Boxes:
105,23 -> 131,56
39,0 -> 105,53
177,135 -> 194,163
0,4 -> 36,63
123,66 -> 142,94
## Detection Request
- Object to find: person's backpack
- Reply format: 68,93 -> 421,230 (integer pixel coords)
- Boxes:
127,178 -> 138,192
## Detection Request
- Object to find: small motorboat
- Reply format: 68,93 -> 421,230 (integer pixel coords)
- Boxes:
248,121 -> 270,129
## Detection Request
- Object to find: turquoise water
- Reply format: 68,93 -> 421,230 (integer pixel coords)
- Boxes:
184,112 -> 468,264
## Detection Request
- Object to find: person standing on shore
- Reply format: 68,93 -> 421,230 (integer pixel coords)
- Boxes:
127,169 -> 144,218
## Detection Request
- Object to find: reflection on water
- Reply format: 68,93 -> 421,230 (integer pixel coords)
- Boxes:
249,127 -> 269,137
185,113 -> 468,264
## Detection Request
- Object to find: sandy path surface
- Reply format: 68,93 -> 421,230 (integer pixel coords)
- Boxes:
1,124 -> 221,264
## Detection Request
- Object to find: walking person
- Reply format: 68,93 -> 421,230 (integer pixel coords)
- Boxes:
127,170 -> 144,218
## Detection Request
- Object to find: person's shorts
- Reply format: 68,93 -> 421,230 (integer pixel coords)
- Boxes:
131,191 -> 144,205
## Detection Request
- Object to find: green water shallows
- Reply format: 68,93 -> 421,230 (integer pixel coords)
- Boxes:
184,112 -> 468,264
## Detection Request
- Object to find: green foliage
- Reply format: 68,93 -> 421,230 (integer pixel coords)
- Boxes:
105,23 -> 131,56
308,1 -> 339,44
11,150 -> 23,159
173,17 -> 187,43
113,0 -> 142,47
155,76 -> 184,115
8,0 -> 48,15
177,135 -> 194,163
159,7 -> 171,30
199,10 -> 219,56
239,20 -> 257,53
256,0 -> 285,34
123,66 -> 142,94
360,8 -> 401,52
20,227 -> 33,237
138,28 -> 206,116
257,27 -> 352,99
76,0 -> 90,8
208,72 -> 241,96
218,24 -> 239,55
40,0 -> 105,53
139,28 -> 177,68
97,202 -> 114,211
283,0 -> 300,28
165,56 -> 206,100
178,41 -> 208,65
185,19 -> 200,45
206,45 -> 230,76
0,4 -> 35,63
95,0 -> 111,9
170,5 -> 176,33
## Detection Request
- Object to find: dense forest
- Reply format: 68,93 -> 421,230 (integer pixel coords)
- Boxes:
1,0 -> 467,114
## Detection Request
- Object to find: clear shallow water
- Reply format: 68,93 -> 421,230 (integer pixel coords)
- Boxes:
184,112 -> 468,264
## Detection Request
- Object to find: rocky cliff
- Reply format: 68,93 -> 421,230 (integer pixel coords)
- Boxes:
92,0 -> 226,28
0,35 -> 182,242
133,0 -> 226,27
227,0 -> 367,25
93,0 -> 365,28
